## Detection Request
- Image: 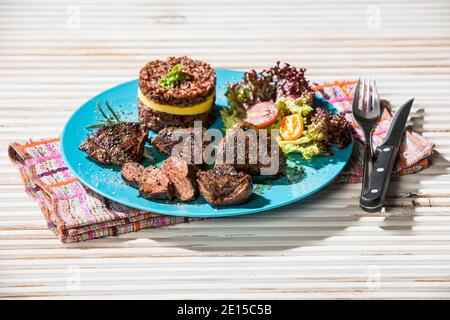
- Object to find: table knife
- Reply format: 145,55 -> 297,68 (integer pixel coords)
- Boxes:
360,99 -> 414,212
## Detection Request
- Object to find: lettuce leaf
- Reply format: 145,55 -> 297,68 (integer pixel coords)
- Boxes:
220,107 -> 241,130
275,96 -> 313,118
221,64 -> 313,131
277,104 -> 330,159
222,70 -> 277,130
279,141 -> 326,160
278,135 -> 311,146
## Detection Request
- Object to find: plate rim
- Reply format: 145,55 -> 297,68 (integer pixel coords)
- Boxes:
61,69 -> 353,218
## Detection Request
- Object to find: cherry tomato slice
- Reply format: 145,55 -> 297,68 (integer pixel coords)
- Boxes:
280,114 -> 304,141
245,101 -> 279,128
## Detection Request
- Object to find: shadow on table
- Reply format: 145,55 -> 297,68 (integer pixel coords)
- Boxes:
93,118 -> 444,253
108,186 -> 385,252
131,190 -> 359,252
379,149 -> 448,231
115,155 -> 445,253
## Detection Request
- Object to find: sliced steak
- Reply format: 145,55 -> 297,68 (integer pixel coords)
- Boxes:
121,162 -> 145,188
215,122 -> 286,176
138,166 -> 173,200
150,126 -> 210,164
197,166 -> 253,206
79,122 -> 148,165
160,156 -> 197,202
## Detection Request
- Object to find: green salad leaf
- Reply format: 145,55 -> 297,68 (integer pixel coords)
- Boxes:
279,141 -> 326,160
220,106 -> 241,131
222,69 -> 276,130
220,62 -> 352,160
277,106 -> 331,160
275,96 -> 313,118
304,114 -> 329,142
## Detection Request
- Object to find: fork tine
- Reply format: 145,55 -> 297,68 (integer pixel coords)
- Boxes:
372,80 -> 380,115
365,79 -> 372,112
366,78 -> 373,112
352,78 -> 361,113
370,79 -> 375,112
361,78 -> 366,112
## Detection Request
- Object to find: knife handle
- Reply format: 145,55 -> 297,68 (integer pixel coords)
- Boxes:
360,145 -> 398,212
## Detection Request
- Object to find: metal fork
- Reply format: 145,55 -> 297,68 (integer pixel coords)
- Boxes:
352,78 -> 381,194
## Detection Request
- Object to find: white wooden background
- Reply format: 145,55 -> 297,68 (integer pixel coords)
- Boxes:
1,0 -> 450,299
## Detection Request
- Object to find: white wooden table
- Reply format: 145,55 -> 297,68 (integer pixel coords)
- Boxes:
1,0 -> 450,299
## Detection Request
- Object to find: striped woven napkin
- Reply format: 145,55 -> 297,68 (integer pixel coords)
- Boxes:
8,80 -> 434,243
313,80 -> 435,184
8,139 -> 191,243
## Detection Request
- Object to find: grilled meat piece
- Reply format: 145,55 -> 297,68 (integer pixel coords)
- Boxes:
121,162 -> 145,188
121,158 -> 197,202
151,127 -> 193,155
138,166 -> 173,200
215,122 -> 286,176
80,123 -> 148,165
160,156 -> 197,202
197,166 -> 253,206
121,163 -> 173,200
150,126 -> 210,164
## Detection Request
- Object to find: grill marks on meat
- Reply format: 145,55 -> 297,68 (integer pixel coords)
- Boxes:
215,122 -> 286,176
121,163 -> 173,200
197,166 -> 253,206
150,126 -> 210,164
151,123 -> 287,175
151,127 -> 194,155
121,159 -> 253,205
121,162 -> 145,188
80,123 -> 148,165
160,156 -> 197,202
121,156 -> 197,202
96,122 -> 260,205
139,166 -> 173,200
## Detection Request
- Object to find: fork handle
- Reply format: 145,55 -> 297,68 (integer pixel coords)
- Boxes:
361,129 -> 373,194
360,145 -> 398,212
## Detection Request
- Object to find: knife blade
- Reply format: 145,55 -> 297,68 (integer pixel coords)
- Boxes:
360,99 -> 414,212
380,98 -> 414,148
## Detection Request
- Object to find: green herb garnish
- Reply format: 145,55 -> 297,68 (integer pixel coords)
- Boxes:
85,101 -> 141,130
105,100 -> 121,122
159,64 -> 187,89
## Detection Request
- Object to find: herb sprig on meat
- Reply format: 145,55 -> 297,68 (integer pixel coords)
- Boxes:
85,101 -> 141,130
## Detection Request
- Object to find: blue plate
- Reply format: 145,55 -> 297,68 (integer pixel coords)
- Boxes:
61,69 -> 352,218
